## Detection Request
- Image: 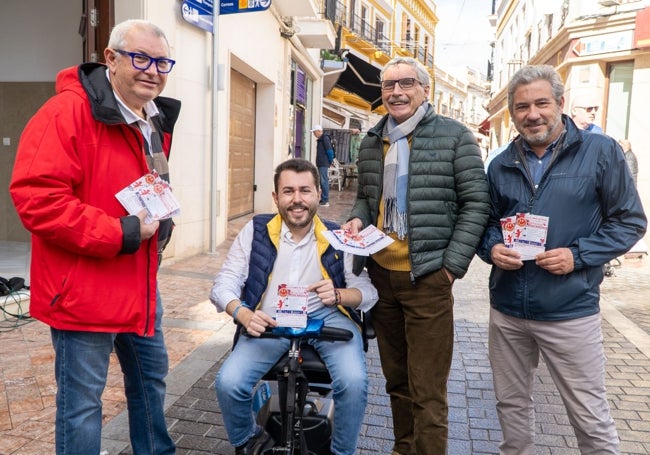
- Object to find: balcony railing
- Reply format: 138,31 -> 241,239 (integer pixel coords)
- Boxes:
323,0 -> 434,70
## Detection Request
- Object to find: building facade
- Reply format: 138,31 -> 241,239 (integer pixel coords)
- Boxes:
321,0 -> 490,157
0,0 -> 335,261
321,0 -> 438,131
487,0 -> 650,219
1,0 -> 493,263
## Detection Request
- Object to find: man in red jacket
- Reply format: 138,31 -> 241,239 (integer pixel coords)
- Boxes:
9,19 -> 181,455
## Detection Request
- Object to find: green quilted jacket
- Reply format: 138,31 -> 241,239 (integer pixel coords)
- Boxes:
350,107 -> 490,280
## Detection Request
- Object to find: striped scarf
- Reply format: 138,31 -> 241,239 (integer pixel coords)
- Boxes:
382,103 -> 429,239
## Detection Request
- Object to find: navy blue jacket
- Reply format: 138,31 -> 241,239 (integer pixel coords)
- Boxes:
241,214 -> 361,326
316,134 -> 334,167
478,115 -> 646,321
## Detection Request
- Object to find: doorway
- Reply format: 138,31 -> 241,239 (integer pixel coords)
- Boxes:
605,61 -> 633,140
81,0 -> 114,62
228,69 -> 257,219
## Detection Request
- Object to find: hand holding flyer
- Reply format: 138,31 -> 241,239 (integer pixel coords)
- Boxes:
501,213 -> 549,260
275,284 -> 308,328
322,225 -> 394,255
115,170 -> 181,224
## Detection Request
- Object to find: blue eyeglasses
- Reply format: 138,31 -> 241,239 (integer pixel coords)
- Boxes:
113,49 -> 176,74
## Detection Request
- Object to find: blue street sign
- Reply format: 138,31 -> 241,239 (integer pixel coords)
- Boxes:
182,0 -> 272,32
181,0 -> 214,33
220,0 -> 271,15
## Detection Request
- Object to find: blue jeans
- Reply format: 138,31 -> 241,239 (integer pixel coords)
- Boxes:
216,306 -> 368,455
51,290 -> 175,455
318,166 -> 329,203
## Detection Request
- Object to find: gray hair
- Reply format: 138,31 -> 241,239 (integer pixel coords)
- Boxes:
108,19 -> 170,53
380,57 -> 431,87
507,65 -> 564,115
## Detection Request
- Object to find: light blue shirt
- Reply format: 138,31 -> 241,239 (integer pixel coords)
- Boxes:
521,133 -> 564,188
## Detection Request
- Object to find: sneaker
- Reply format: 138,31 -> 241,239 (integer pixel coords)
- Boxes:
235,428 -> 273,455
319,202 -> 330,207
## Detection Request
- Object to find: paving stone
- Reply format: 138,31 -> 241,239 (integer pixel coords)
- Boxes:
104,188 -> 650,454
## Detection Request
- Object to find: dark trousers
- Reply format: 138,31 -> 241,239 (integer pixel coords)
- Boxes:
367,260 -> 455,455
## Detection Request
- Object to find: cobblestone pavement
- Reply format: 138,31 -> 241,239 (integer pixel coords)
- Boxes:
113,260 -> 649,455
3,182 -> 648,454
101,183 -> 650,455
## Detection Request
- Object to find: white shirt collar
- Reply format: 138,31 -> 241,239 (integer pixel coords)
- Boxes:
105,68 -> 159,124
280,220 -> 315,245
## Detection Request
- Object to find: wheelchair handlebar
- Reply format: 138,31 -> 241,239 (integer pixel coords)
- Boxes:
248,319 -> 353,342
317,325 -> 354,342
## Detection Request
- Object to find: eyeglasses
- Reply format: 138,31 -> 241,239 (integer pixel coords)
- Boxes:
577,106 -> 599,113
380,77 -> 422,91
113,49 -> 176,74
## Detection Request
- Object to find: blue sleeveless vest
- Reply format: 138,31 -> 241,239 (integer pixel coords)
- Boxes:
241,214 -> 359,324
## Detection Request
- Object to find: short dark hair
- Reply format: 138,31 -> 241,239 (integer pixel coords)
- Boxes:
274,158 -> 320,193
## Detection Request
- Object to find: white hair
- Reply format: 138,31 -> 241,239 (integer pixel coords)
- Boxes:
108,19 -> 170,53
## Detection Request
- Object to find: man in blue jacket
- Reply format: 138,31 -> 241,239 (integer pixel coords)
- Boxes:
311,124 -> 335,206
479,65 -> 647,454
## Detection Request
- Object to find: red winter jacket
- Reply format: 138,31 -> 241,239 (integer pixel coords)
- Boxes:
9,63 -> 181,335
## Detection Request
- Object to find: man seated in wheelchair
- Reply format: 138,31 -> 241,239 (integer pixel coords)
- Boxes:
210,158 -> 378,455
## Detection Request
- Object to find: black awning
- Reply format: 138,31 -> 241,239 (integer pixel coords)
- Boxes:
335,53 -> 383,110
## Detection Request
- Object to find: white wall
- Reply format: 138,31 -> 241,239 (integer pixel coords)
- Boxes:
219,11 -> 285,218
118,0 -> 215,258
629,54 -> 650,224
1,0 -> 327,259
0,0 -> 82,81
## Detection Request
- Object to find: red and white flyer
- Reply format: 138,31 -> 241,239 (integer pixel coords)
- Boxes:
501,213 -> 549,261
322,225 -> 394,256
275,284 -> 308,328
115,170 -> 181,224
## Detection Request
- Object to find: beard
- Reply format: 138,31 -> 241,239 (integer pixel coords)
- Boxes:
280,203 -> 317,231
519,113 -> 563,147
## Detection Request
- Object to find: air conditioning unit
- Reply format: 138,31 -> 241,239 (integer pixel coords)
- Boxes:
599,0 -> 621,6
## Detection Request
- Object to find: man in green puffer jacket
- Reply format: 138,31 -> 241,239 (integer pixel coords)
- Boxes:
342,56 -> 490,455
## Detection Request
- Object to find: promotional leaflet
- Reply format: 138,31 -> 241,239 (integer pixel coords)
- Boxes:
501,213 -> 549,261
322,225 -> 394,256
275,284 -> 308,328
115,170 -> 181,224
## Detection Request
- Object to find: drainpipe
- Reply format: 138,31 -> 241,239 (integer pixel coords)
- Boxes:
209,4 -> 220,253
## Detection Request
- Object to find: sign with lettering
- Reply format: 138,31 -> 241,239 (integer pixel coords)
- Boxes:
181,0 -> 272,32
182,0 -> 214,33
220,0 -> 271,15
571,30 -> 634,57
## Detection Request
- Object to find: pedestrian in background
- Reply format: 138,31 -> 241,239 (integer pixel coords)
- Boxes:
9,19 -> 180,454
479,65 -> 646,454
570,93 -> 603,133
349,128 -> 364,164
619,138 -> 638,187
312,124 -> 335,207
211,158 -> 377,455
341,56 -> 490,455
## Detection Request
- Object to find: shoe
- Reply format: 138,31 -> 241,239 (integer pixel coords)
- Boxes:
235,428 -> 273,455
319,202 -> 330,207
